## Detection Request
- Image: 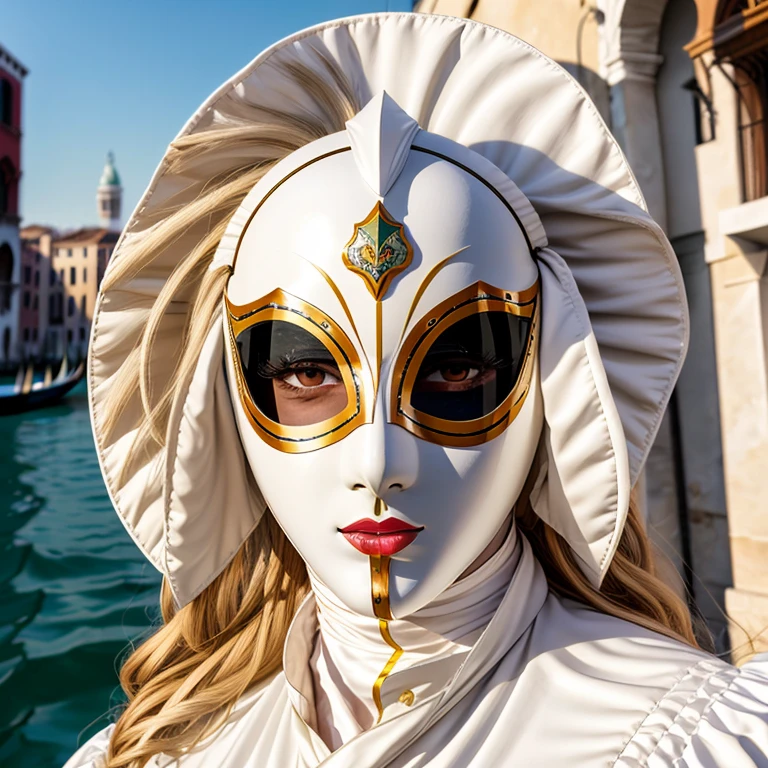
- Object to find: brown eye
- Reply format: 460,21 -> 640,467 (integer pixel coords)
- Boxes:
420,361 -> 481,387
287,366 -> 340,389
441,365 -> 471,382
298,368 -> 322,387
234,319 -> 347,425
410,311 -> 529,421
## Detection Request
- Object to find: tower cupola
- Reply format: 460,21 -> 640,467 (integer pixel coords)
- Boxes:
96,152 -> 122,232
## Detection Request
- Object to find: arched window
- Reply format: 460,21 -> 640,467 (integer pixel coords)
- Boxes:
0,79 -> 11,126
711,0 -> 768,200
0,242 -> 13,314
735,59 -> 768,200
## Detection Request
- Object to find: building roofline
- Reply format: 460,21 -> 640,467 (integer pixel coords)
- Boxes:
0,44 -> 28,79
20,224 -> 56,240
52,227 -> 119,246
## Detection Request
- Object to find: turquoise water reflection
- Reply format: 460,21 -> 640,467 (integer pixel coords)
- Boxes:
0,382 -> 161,766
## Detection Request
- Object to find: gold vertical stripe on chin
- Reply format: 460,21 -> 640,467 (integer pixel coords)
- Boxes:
370,553 -> 392,620
373,497 -> 388,517
369,554 -> 403,722
373,619 -> 404,723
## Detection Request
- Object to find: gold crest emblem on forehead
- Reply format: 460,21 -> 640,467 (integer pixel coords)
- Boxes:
342,202 -> 414,301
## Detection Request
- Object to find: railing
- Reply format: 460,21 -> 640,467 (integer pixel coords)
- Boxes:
727,51 -> 768,201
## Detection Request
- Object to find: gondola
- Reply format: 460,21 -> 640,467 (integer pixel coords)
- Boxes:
0,357 -> 86,416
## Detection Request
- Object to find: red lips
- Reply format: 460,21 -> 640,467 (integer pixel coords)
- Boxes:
338,518 -> 424,556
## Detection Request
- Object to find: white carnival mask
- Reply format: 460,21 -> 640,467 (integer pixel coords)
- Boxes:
223,94 -> 543,618
89,13 -> 687,616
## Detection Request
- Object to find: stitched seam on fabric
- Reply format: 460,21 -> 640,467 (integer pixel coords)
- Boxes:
117,12 -> 646,257
540,249 -> 619,569
162,311 -> 222,604
184,514 -> 263,606
167,310 -> 266,606
184,14 -> 647,209
611,661 -> 711,767
580,209 -> 688,475
88,293 -> 163,567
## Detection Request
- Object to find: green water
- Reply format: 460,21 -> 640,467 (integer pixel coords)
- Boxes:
0,382 -> 161,766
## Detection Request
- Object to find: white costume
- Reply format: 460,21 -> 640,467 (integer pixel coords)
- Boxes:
67,12 -> 768,768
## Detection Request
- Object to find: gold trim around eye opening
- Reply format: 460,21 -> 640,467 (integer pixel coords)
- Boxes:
390,280 -> 539,447
225,288 -> 370,453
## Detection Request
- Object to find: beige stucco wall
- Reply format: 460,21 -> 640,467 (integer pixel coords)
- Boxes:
51,240 -> 107,356
686,43 -> 768,660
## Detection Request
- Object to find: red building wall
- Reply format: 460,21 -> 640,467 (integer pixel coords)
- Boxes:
0,66 -> 22,217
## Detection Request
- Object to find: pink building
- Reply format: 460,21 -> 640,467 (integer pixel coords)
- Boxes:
19,225 -> 55,359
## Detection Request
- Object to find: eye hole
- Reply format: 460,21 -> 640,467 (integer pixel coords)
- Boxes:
411,311 -> 530,421
235,320 -> 348,427
418,360 -> 485,389
283,364 -> 341,390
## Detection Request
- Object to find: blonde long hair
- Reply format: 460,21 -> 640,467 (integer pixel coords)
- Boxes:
100,56 -> 700,768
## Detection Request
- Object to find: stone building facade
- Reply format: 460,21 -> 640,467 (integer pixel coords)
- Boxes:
47,228 -> 118,360
417,0 -> 768,659
20,155 -> 122,362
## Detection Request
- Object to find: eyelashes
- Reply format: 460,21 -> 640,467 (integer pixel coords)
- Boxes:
258,350 -> 512,387
420,349 -> 512,374
257,355 -> 296,380
256,354 -> 336,380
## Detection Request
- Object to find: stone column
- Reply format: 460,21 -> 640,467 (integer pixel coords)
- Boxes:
598,2 -> 687,599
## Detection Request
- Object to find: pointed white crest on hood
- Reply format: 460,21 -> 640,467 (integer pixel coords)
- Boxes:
346,91 -> 421,197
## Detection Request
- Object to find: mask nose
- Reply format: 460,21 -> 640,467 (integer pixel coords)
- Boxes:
340,406 -> 419,498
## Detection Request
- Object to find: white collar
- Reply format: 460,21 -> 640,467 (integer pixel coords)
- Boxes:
281,530 -> 548,759
307,527 -> 522,748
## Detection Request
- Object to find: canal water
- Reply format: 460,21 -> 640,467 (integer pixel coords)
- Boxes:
0,381 -> 161,766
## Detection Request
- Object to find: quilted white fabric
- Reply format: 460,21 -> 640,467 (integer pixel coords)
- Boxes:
64,535 -> 768,768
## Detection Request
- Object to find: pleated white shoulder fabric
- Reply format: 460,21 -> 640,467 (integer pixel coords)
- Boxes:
88,12 -> 687,606
64,540 -> 768,768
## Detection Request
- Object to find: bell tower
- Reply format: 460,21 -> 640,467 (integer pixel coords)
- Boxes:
96,152 -> 122,232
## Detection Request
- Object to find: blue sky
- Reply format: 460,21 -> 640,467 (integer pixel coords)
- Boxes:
3,0 -> 413,230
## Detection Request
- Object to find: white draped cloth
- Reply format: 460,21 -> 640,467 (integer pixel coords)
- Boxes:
64,530 -> 768,767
